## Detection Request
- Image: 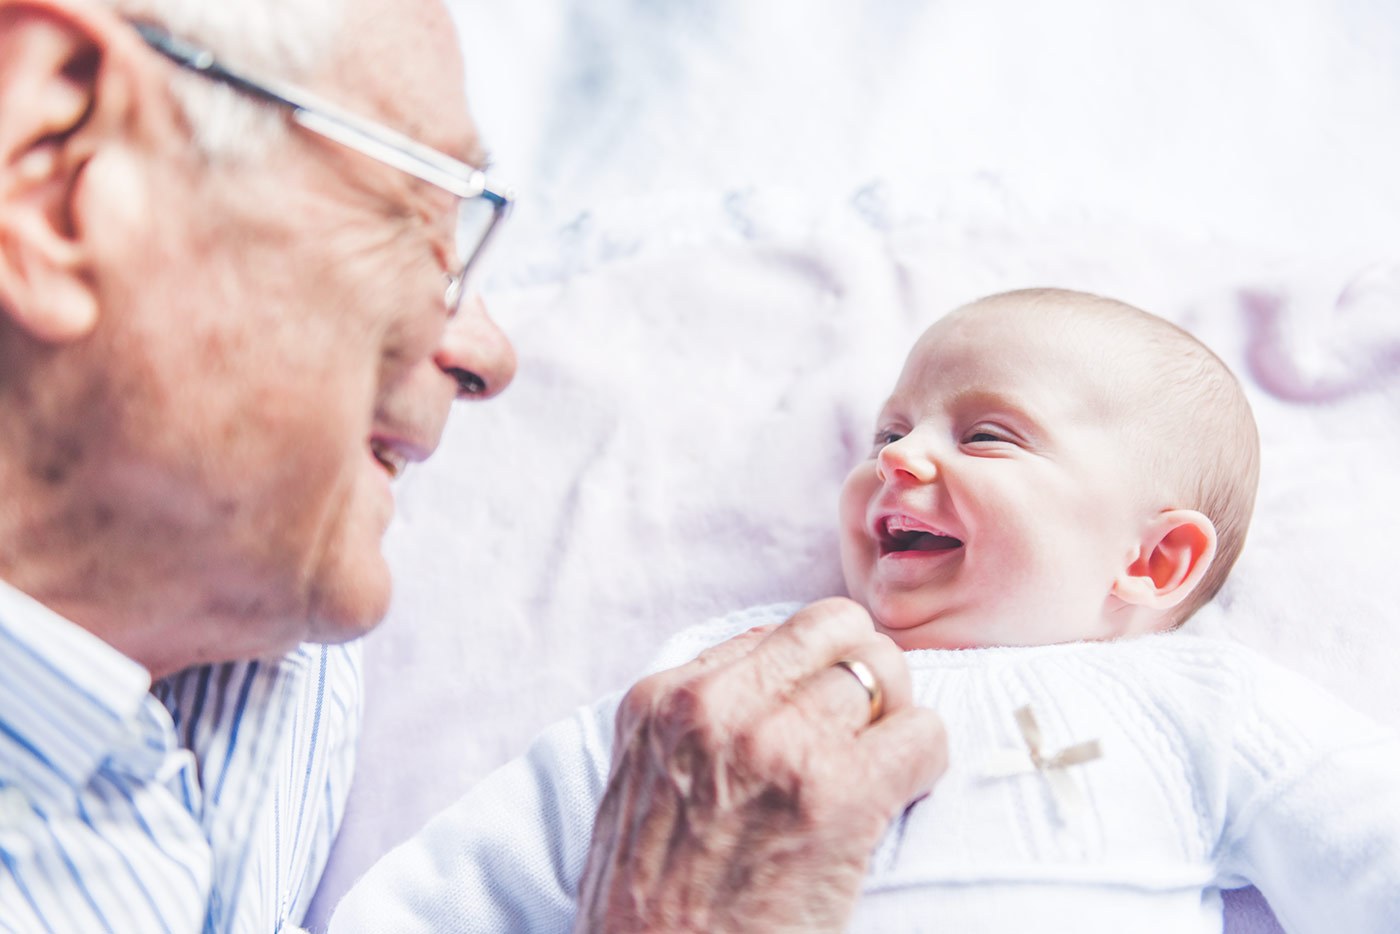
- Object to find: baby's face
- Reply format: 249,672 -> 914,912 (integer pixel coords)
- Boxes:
838,305 -> 1153,650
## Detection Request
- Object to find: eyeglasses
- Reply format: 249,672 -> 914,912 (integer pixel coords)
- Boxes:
131,20 -> 512,317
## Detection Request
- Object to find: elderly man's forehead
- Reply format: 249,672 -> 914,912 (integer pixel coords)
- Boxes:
317,0 -> 487,167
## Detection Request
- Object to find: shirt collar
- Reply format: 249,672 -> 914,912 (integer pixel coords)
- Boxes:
0,579 -> 158,806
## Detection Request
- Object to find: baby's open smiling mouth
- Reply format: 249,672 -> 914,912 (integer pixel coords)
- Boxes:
878,516 -> 964,555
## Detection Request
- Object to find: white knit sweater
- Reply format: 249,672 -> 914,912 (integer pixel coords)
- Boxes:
330,603 -> 1400,933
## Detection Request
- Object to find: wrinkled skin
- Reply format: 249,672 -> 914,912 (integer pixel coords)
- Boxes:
0,0 -> 515,675
576,598 -> 948,933
0,2 -> 948,927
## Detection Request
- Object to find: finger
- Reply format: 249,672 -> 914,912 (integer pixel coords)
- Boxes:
641,623 -> 779,694
732,597 -> 880,697
855,706 -> 950,811
691,623 -> 780,671
609,623 -> 781,746
784,632 -> 913,735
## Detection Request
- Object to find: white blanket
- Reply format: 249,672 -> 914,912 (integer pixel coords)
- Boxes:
306,1 -> 1400,929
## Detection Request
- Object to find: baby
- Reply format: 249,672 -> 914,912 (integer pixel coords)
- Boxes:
332,289 -> 1400,933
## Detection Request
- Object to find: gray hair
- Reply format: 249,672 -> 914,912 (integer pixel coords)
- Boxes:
100,0 -> 344,156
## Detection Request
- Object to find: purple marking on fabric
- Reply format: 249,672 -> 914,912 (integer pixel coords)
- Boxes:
1240,280 -> 1400,404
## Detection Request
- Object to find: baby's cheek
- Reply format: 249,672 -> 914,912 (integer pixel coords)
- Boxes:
835,480 -> 872,589
837,471 -> 875,544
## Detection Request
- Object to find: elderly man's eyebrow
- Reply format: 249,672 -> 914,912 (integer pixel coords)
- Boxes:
437,126 -> 488,171
396,114 -> 487,170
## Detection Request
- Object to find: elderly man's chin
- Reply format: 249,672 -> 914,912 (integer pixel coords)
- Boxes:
293,469 -> 399,647
298,538 -> 395,647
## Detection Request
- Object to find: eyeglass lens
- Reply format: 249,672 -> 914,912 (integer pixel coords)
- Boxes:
445,195 -> 507,314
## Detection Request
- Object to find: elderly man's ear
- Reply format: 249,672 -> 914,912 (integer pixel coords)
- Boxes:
0,0 -> 141,342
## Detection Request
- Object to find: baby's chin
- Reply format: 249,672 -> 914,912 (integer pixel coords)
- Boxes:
872,607 -> 1117,652
866,598 -> 1078,651
867,606 -> 994,651
851,586 -> 1032,650
879,625 -> 994,651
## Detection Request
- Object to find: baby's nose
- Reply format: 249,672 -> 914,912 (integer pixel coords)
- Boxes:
877,436 -> 937,484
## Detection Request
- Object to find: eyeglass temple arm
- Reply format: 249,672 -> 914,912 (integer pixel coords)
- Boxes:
131,21 -> 507,204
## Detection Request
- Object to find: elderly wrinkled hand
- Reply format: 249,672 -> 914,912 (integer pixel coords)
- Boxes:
575,597 -> 948,933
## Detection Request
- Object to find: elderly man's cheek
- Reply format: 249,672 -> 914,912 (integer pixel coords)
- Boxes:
375,316 -> 449,393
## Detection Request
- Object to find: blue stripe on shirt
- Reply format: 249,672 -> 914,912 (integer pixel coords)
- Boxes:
0,840 -> 50,932
76,797 -> 175,934
0,624 -> 127,724
212,662 -> 260,806
0,720 -> 64,781
182,666 -> 212,752
2,573 -> 363,934
48,815 -> 116,934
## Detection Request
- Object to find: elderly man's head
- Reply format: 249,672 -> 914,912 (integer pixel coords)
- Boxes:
0,0 -> 515,676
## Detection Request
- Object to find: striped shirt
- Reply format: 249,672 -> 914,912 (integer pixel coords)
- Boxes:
0,579 -> 362,933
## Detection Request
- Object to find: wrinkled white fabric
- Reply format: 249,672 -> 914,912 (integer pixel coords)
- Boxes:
330,604 -> 1400,934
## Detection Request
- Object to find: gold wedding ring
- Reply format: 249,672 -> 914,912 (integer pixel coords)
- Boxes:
833,658 -> 884,724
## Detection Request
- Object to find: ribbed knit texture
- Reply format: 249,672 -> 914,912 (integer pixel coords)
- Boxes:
331,603 -> 1400,933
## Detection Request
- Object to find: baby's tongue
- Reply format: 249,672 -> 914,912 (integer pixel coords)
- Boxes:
907,532 -> 961,551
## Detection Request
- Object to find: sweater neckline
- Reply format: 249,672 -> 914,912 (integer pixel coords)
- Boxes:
898,628 -> 1195,670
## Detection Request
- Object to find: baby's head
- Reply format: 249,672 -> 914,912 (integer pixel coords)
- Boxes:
838,288 -> 1260,650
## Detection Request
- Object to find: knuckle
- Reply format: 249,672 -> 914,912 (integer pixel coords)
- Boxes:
864,632 -> 904,670
785,597 -> 872,651
616,676 -> 743,798
613,676 -> 663,751
778,613 -> 826,658
692,633 -> 749,669
804,595 -> 873,635
618,672 -> 666,723
865,635 -> 913,694
647,673 -> 731,747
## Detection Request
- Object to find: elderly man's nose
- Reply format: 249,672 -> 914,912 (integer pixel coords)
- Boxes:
438,293 -> 517,400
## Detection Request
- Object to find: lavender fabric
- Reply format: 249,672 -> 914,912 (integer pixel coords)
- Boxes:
305,1 -> 1400,929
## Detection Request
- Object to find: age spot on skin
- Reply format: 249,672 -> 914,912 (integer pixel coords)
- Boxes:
32,434 -> 85,486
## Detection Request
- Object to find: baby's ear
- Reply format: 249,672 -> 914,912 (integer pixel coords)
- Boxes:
1111,510 -> 1217,622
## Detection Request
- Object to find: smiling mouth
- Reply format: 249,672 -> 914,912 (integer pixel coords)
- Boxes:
369,439 -> 408,480
878,516 -> 963,555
